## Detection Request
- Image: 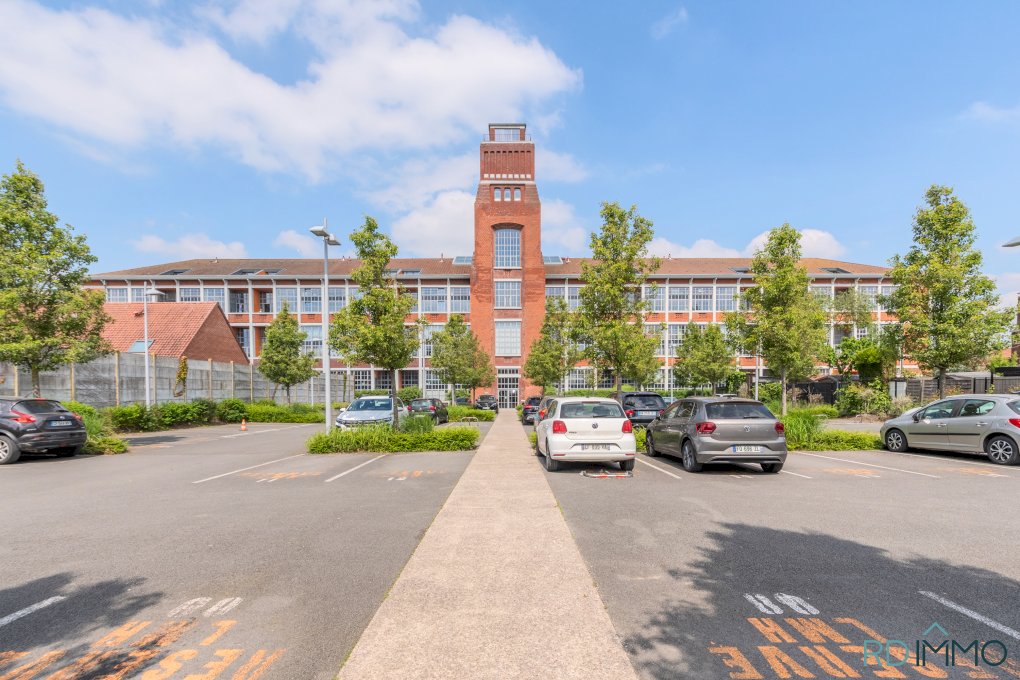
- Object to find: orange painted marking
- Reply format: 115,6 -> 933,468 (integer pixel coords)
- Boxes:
937,467 -> 1005,477
708,646 -> 763,679
1000,658 -> 1020,679
138,649 -> 198,679
0,654 -> 27,671
92,621 -> 152,648
47,651 -> 118,679
0,650 -> 64,680
758,646 -> 816,678
412,470 -> 422,478
182,649 -> 243,679
200,621 -> 237,647
832,619 -> 946,678
799,645 -> 861,678
748,617 -> 798,643
785,618 -> 851,644
827,468 -> 879,477
132,620 -> 194,649
229,650 -> 286,680
96,649 -> 160,680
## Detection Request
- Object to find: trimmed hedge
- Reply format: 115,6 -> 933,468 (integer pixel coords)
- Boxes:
448,406 -> 495,422
307,425 -> 479,453
246,403 -> 324,423
794,430 -> 882,451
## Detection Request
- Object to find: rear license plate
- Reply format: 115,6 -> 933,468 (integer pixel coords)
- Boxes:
639,411 -> 656,417
580,444 -> 611,451
50,421 -> 72,427
733,445 -> 761,453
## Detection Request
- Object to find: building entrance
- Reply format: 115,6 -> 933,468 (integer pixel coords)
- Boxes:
497,368 -> 519,409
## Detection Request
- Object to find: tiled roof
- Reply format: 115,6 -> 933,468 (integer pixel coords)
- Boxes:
93,256 -> 889,279
102,302 -> 234,358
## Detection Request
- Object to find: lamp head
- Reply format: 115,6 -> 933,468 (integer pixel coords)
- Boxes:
309,225 -> 329,238
1004,235 -> 1020,248
326,236 -> 341,247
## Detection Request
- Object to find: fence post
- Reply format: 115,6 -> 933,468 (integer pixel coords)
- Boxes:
208,358 -> 213,401
114,352 -> 121,406
13,367 -> 18,397
230,361 -> 235,398
249,362 -> 254,403
69,363 -> 76,401
151,352 -> 158,405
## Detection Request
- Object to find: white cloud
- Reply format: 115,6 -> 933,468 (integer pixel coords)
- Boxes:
365,153 -> 477,212
541,199 -> 589,255
963,101 -> 1020,124
648,228 -> 847,259
0,0 -> 581,179
993,272 -> 1020,309
651,6 -> 688,40
133,233 -> 248,259
273,229 -> 321,257
538,150 -> 589,183
389,190 -> 475,257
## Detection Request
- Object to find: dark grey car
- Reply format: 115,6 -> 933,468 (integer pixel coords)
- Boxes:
644,397 -> 787,473
880,394 -> 1020,465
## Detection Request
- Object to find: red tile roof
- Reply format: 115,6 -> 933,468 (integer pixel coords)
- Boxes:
545,257 -> 889,277
102,302 -> 247,363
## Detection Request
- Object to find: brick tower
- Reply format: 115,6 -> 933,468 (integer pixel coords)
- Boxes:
472,124 -> 545,407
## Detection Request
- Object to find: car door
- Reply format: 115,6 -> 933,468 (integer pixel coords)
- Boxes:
665,401 -> 695,454
536,400 -> 556,449
947,398 -> 996,452
651,402 -> 681,453
907,399 -> 959,450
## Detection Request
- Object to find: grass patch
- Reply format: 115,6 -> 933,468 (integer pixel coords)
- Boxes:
307,425 -> 480,453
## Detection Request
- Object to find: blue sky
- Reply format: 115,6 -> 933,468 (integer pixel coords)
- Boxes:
1,1 -> 1018,301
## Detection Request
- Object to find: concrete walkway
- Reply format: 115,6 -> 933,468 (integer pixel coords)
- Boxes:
337,411 -> 638,680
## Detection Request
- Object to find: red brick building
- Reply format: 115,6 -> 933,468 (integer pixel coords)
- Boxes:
91,124 -> 897,406
102,302 -> 248,364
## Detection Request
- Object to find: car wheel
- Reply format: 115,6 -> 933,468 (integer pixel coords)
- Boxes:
885,428 -> 908,453
761,462 -> 783,473
646,433 -> 659,457
620,459 -> 635,472
681,440 -> 702,473
544,441 -> 559,472
55,446 -> 81,458
0,437 -> 21,465
986,435 -> 1019,465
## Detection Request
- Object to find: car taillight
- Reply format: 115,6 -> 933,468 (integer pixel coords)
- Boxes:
1009,418 -> 1020,429
407,405 -> 412,412
622,420 -> 633,433
429,405 -> 436,411
775,422 -> 785,434
539,409 -> 546,419
11,409 -> 36,424
658,409 -> 664,416
695,421 -> 716,435
625,409 -> 635,418
552,420 -> 567,434
72,412 -> 83,422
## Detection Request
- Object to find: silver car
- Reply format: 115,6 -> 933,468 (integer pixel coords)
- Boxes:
336,396 -> 406,429
645,397 -> 788,473
880,394 -> 1020,465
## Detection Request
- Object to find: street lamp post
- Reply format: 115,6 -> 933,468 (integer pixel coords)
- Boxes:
310,220 -> 341,432
142,287 -> 164,408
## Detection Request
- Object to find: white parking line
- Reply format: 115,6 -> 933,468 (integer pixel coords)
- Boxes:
0,596 -> 66,628
636,458 -> 683,480
192,454 -> 306,484
796,452 -> 940,478
919,591 -> 1020,641
882,449 -> 1020,473
325,454 -> 387,482
220,424 -> 310,439
781,470 -> 812,479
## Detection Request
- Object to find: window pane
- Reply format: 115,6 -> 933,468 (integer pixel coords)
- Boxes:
450,286 -> 470,313
229,291 -> 248,314
494,229 -> 521,268
716,286 -> 737,312
513,187 -> 521,201
106,287 -> 128,302
301,287 -> 322,313
494,281 -> 521,309
204,287 -> 225,310
328,287 -> 346,312
692,286 -> 713,311
299,324 -> 322,354
644,285 -> 665,312
495,320 -> 521,356
421,286 -> 447,313
567,285 -> 582,311
545,285 -> 565,301
180,287 -> 201,303
493,187 -> 501,201
259,291 -> 273,313
669,286 -> 689,312
276,287 -> 297,313
421,323 -> 444,357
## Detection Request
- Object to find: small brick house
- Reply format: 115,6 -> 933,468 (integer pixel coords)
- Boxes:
102,302 -> 248,364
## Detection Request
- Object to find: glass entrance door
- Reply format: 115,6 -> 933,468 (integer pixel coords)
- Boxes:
497,368 -> 519,409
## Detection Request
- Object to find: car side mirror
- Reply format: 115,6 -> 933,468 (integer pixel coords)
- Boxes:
911,412 -> 920,422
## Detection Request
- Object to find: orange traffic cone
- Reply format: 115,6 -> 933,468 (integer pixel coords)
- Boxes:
240,418 -> 247,432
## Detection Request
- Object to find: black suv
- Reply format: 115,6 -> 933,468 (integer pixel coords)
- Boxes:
0,397 -> 87,464
521,396 -> 543,424
618,392 -> 667,427
474,395 -> 499,412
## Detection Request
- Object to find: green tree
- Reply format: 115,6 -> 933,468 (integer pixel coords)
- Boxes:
824,337 -> 867,378
523,297 -> 582,392
673,323 -> 734,390
0,160 -> 111,394
575,202 -> 661,398
329,217 -> 418,428
830,288 -> 875,338
430,314 -> 494,402
258,302 -> 316,403
887,185 -> 1012,398
727,224 -> 828,414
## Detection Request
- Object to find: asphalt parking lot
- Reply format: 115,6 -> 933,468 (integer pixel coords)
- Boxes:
543,444 -> 1020,680
0,423 -> 476,679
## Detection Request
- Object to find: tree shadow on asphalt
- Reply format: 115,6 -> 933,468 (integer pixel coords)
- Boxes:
0,572 -> 169,676
624,523 -> 1020,680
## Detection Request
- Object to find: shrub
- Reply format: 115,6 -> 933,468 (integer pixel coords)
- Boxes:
396,386 -> 422,403
402,415 -> 435,433
780,410 -> 825,449
354,389 -> 391,398
66,400 -> 128,453
189,398 -> 217,423
63,400 -> 99,419
107,404 -> 159,432
84,436 -> 128,455
307,425 -> 479,453
157,401 -> 204,428
448,406 -> 495,422
887,397 -> 919,418
245,403 -> 323,423
216,398 -> 248,423
795,430 -> 882,451
835,379 -> 891,417
757,382 -> 783,405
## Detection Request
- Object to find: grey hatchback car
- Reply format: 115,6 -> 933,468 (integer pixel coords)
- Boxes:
645,397 -> 787,473
880,394 -> 1020,465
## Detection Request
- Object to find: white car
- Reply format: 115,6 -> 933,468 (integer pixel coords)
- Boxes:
335,397 -> 406,429
534,397 -> 637,472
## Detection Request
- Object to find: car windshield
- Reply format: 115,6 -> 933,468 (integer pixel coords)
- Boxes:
15,400 -> 67,414
559,401 -> 626,419
349,398 -> 392,411
623,395 -> 665,409
526,397 -> 542,406
705,402 -> 774,420
411,399 -> 432,408
478,396 -> 495,402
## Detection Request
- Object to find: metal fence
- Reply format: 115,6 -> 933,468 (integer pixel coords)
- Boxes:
0,354 -> 357,407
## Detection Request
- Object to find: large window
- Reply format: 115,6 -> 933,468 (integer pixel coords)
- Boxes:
352,370 -> 372,391
106,287 -> 128,302
130,287 -> 146,302
259,291 -> 273,313
644,285 -> 665,312
276,287 -> 297,313
229,291 -> 248,314
567,285 -> 582,311
645,324 -> 666,356
204,287 -> 225,310
299,324 -> 322,354
669,286 -> 689,312
328,287 -> 346,313
692,286 -> 713,312
180,287 -> 201,303
545,285 -> 565,301
859,285 -> 879,310
494,281 -> 521,309
450,286 -> 470,313
494,228 -> 521,268
301,287 -> 321,314
235,328 -> 250,356
668,324 -> 685,355
421,286 -> 447,313
716,286 -> 738,312
421,323 -> 444,357
495,320 -> 521,356
401,369 -> 419,387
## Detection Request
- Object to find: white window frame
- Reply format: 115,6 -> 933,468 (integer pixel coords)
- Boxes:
494,320 -> 522,356
494,280 -> 522,309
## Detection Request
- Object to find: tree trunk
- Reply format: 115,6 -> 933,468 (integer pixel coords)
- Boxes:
286,385 -> 291,404
781,368 -> 788,416
614,370 -> 622,401
938,368 -> 946,399
31,367 -> 41,397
